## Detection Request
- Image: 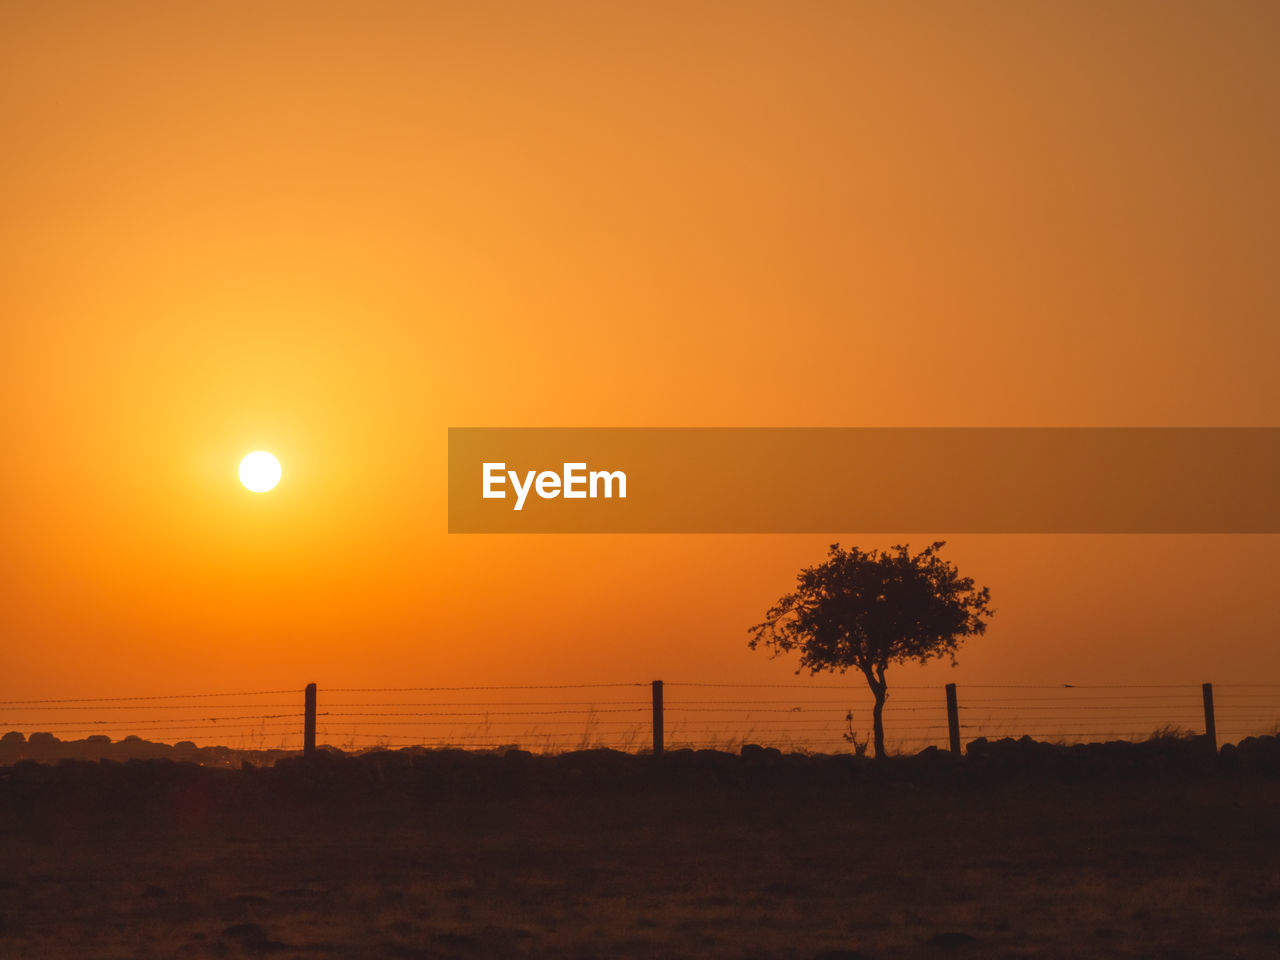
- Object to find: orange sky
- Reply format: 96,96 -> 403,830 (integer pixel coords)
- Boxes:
2,2 -> 1278,704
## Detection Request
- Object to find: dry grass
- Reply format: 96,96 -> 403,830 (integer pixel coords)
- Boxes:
2,775 -> 1278,959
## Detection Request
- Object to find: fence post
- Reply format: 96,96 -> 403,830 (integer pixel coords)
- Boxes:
651,680 -> 664,757
304,683 -> 317,757
945,682 -> 962,755
1202,682 -> 1216,753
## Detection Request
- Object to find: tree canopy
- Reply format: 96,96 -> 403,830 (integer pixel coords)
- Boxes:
748,542 -> 993,757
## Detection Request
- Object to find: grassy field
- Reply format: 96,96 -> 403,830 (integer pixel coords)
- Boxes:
2,764 -> 1278,959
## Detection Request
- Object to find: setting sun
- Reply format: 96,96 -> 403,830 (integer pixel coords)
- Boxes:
238,451 -> 282,493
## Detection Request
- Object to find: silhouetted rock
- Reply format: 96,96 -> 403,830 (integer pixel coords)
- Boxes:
740,743 -> 782,765
0,732 -> 24,764
662,747 -> 697,768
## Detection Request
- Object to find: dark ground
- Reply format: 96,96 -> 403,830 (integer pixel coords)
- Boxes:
1,745 -> 1278,959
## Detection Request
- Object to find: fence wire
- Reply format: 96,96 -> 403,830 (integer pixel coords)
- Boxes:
1,681 -> 1277,754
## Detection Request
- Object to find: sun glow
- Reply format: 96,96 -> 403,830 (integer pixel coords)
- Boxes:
238,451 -> 282,493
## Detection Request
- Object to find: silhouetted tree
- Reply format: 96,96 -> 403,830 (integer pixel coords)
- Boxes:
749,542 -> 993,758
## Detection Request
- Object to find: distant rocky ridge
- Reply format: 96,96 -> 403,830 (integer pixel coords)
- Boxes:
2,728 -> 1278,777
0,730 -> 297,767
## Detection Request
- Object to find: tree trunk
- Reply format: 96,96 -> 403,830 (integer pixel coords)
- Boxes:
864,666 -> 888,759
871,687 -> 887,759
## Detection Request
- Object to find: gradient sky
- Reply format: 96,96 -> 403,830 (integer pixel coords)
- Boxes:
2,2 -> 1278,704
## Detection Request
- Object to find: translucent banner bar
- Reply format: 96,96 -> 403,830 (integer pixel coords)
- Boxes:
447,428 -> 1280,533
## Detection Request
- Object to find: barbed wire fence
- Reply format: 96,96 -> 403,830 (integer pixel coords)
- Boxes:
2,680 -> 1278,756
0,689 -> 307,751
